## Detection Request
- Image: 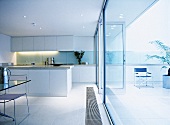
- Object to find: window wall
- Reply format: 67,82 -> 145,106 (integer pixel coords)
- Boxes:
95,0 -> 163,124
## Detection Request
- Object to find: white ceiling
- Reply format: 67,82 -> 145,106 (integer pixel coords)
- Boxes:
0,0 -> 104,37
105,0 -> 159,38
0,0 -> 158,37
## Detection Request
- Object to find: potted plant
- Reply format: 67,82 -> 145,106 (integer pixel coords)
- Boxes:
146,40 -> 170,76
146,40 -> 170,88
74,50 -> 85,64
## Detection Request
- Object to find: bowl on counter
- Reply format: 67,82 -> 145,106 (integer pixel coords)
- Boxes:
51,64 -> 63,66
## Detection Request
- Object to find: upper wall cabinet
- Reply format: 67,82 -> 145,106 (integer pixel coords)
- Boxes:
33,37 -> 45,51
11,37 -> 23,52
74,36 -> 94,51
11,36 -> 94,52
22,37 -> 34,51
11,37 -> 34,52
56,36 -> 73,51
44,36 -> 57,51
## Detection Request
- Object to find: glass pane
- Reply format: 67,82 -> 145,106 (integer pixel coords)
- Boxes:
106,24 -> 124,89
104,1 -> 126,124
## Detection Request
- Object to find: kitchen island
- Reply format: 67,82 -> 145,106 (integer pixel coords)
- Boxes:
8,65 -> 73,97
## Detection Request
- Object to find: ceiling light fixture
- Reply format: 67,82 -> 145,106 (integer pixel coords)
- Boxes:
32,23 -> 36,26
23,15 -> 27,18
40,27 -> 42,30
81,14 -> 83,17
83,26 -> 85,29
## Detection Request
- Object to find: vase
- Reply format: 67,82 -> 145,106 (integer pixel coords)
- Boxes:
168,68 -> 170,76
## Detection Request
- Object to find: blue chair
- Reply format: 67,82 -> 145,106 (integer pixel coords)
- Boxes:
134,68 -> 153,88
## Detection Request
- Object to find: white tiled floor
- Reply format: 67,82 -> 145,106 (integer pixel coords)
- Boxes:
0,83 -> 110,125
107,83 -> 170,125
4,82 -> 170,125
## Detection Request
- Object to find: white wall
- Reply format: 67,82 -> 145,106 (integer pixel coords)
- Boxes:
126,0 -> 170,52
125,0 -> 170,83
0,34 -> 16,64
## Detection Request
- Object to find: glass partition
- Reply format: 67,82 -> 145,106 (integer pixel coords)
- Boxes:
103,1 -> 126,124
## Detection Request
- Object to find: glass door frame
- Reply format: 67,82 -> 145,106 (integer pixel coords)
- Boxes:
102,2 -> 126,124
103,10 -> 126,104
105,21 -> 126,89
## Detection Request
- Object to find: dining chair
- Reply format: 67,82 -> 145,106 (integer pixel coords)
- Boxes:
0,93 -> 29,123
0,74 -> 29,124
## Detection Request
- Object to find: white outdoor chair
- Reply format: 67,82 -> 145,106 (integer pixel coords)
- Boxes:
134,68 -> 153,89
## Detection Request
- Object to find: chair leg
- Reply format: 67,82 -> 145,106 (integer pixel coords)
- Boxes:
14,100 -> 16,125
4,100 -> 5,114
25,94 -> 29,114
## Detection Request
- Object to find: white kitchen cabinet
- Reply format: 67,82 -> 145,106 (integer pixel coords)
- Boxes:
80,66 -> 96,82
11,35 -> 94,52
56,36 -> 73,51
34,36 -> 45,51
28,70 -> 50,95
72,65 -> 96,83
72,66 -> 80,82
22,37 -> 34,51
11,37 -> 23,52
50,69 -> 72,96
8,67 -> 73,97
44,36 -> 57,51
74,36 -> 94,51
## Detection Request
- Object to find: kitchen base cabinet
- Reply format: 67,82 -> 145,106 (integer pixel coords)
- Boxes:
28,70 -> 50,96
72,65 -> 96,83
72,66 -> 80,82
9,66 -> 73,97
50,69 -> 72,96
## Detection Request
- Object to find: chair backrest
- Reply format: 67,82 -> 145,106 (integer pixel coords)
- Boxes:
134,68 -> 147,72
9,74 -> 27,81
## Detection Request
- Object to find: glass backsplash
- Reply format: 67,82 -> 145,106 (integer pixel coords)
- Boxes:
17,51 -> 162,65
16,51 -> 94,65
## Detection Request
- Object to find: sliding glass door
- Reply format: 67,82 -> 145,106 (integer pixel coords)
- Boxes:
104,22 -> 126,124
103,1 -> 126,123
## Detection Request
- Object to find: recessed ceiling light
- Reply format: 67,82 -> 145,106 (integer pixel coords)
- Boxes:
119,16 -> 124,18
111,25 -> 116,28
119,14 -> 124,18
81,14 -> 83,17
83,26 -> 85,29
40,27 -> 42,30
23,16 -> 26,18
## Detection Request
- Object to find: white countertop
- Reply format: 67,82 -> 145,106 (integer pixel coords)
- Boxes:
8,65 -> 74,69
